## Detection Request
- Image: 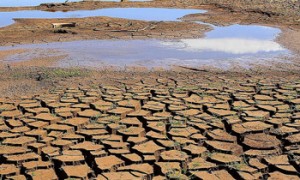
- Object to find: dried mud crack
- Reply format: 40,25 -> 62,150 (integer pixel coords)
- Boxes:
0,70 -> 300,179
1,0 -> 300,179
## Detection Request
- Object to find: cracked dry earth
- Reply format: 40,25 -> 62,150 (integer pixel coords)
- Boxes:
0,73 -> 300,180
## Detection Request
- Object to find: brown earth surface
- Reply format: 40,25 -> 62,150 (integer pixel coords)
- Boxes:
0,0 -> 300,178
0,17 -> 210,46
0,68 -> 299,179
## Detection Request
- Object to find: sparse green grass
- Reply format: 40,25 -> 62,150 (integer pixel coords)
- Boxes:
192,161 -> 201,168
1,67 -> 90,81
41,68 -> 90,79
110,115 -> 121,122
157,122 -> 164,127
0,108 -> 7,112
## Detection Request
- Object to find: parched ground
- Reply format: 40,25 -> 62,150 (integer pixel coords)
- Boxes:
0,69 -> 300,179
0,0 -> 300,179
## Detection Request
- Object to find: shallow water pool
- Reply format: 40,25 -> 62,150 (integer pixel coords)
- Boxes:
0,8 -> 205,27
0,7 -> 292,69
0,24 -> 290,69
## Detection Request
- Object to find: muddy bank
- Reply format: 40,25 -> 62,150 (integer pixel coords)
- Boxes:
0,17 -> 210,46
199,0 -> 300,24
0,0 -> 207,12
0,49 -> 25,60
0,65 -> 300,98
277,27 -> 300,55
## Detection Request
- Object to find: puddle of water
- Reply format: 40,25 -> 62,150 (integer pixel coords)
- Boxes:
206,24 -> 281,40
0,8 -> 204,28
0,7 -> 291,69
0,0 -> 82,7
161,39 -> 284,54
162,25 -> 284,55
0,25 -> 290,69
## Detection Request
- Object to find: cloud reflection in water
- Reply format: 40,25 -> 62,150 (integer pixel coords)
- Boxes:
161,38 -> 285,54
